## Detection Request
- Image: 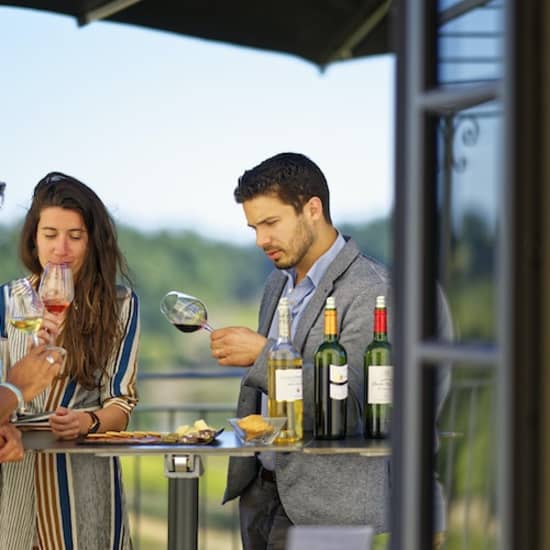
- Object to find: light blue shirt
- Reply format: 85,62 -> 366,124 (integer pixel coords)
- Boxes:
268,231 -> 346,339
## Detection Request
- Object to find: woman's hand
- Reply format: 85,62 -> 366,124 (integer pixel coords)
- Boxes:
0,423 -> 24,462
37,310 -> 64,345
49,406 -> 89,440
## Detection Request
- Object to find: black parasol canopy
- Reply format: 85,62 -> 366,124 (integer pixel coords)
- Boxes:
0,0 -> 393,68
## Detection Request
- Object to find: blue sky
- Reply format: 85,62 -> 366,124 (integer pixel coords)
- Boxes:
1,6 -> 395,244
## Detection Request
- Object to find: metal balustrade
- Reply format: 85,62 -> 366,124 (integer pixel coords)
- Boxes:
122,370 -> 487,549
126,369 -> 242,550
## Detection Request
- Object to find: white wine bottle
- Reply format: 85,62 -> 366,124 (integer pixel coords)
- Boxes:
364,295 -> 393,439
314,296 -> 348,440
268,297 -> 303,443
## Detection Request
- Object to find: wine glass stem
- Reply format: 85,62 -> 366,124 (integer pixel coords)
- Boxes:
202,323 -> 214,333
31,333 -> 40,347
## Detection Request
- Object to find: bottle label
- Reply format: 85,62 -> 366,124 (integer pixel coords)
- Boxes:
330,382 -> 348,400
329,363 -> 348,383
275,369 -> 303,401
368,366 -> 393,404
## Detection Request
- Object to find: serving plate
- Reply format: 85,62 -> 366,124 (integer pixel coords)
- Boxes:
78,428 -> 224,446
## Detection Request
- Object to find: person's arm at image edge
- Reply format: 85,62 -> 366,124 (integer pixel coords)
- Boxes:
0,423 -> 24,462
0,387 -> 18,423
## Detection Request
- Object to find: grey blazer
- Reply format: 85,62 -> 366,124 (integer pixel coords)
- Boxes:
223,237 -> 395,532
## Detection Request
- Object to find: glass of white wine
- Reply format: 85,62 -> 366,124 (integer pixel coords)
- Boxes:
8,278 -> 44,347
160,291 -> 214,333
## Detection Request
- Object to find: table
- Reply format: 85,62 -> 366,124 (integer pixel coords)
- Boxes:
23,431 -> 391,550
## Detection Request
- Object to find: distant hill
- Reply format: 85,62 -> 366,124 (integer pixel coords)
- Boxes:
0,217 -> 391,371
339,217 -> 392,267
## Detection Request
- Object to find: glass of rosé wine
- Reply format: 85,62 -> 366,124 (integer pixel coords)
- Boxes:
38,262 -> 74,319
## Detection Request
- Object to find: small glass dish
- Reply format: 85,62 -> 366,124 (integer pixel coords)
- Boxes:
228,416 -> 287,446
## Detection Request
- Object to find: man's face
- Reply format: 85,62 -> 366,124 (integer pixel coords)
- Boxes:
243,194 -> 315,270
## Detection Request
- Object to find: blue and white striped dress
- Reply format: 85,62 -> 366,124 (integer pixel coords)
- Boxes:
0,282 -> 140,550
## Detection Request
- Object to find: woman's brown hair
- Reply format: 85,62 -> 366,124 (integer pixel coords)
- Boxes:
19,172 -> 133,388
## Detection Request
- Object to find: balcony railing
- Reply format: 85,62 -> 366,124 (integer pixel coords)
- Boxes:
126,369 -> 243,550
122,369 -> 491,550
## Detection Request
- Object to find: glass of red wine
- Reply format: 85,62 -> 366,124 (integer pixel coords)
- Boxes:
38,262 -> 74,317
160,291 -> 214,333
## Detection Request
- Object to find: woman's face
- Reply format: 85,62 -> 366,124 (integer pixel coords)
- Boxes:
35,206 -> 89,278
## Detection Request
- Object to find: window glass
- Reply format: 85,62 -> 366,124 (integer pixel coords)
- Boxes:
437,1 -> 504,85
436,364 -> 497,549
434,101 -> 501,344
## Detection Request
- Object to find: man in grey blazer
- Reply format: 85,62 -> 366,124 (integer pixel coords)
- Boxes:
210,153 -> 450,549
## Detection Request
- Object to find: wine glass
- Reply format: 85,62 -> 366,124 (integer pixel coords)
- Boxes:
160,291 -> 214,333
7,278 -> 44,347
38,262 -> 74,317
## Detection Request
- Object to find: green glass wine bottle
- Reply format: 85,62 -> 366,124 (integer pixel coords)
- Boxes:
267,297 -> 304,444
314,296 -> 348,440
364,295 -> 393,439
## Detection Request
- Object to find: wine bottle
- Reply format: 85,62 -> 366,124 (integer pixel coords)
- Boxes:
314,296 -> 348,440
267,297 -> 303,443
364,295 -> 393,439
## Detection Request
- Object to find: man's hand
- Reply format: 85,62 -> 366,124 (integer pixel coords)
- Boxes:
210,327 -> 268,367
0,423 -> 24,462
7,345 -> 62,401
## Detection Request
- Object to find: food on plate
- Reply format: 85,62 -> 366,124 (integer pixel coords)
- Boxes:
237,414 -> 274,441
175,418 -> 212,436
132,430 -> 162,437
85,430 -> 161,440
82,419 -> 219,444
170,418 -> 218,443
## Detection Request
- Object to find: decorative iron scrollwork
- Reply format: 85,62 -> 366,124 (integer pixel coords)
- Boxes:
439,115 -> 480,174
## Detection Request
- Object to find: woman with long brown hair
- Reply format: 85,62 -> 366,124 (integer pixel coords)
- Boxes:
0,172 -> 140,549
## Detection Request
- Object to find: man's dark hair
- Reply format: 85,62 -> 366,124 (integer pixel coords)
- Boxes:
234,152 -> 332,224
